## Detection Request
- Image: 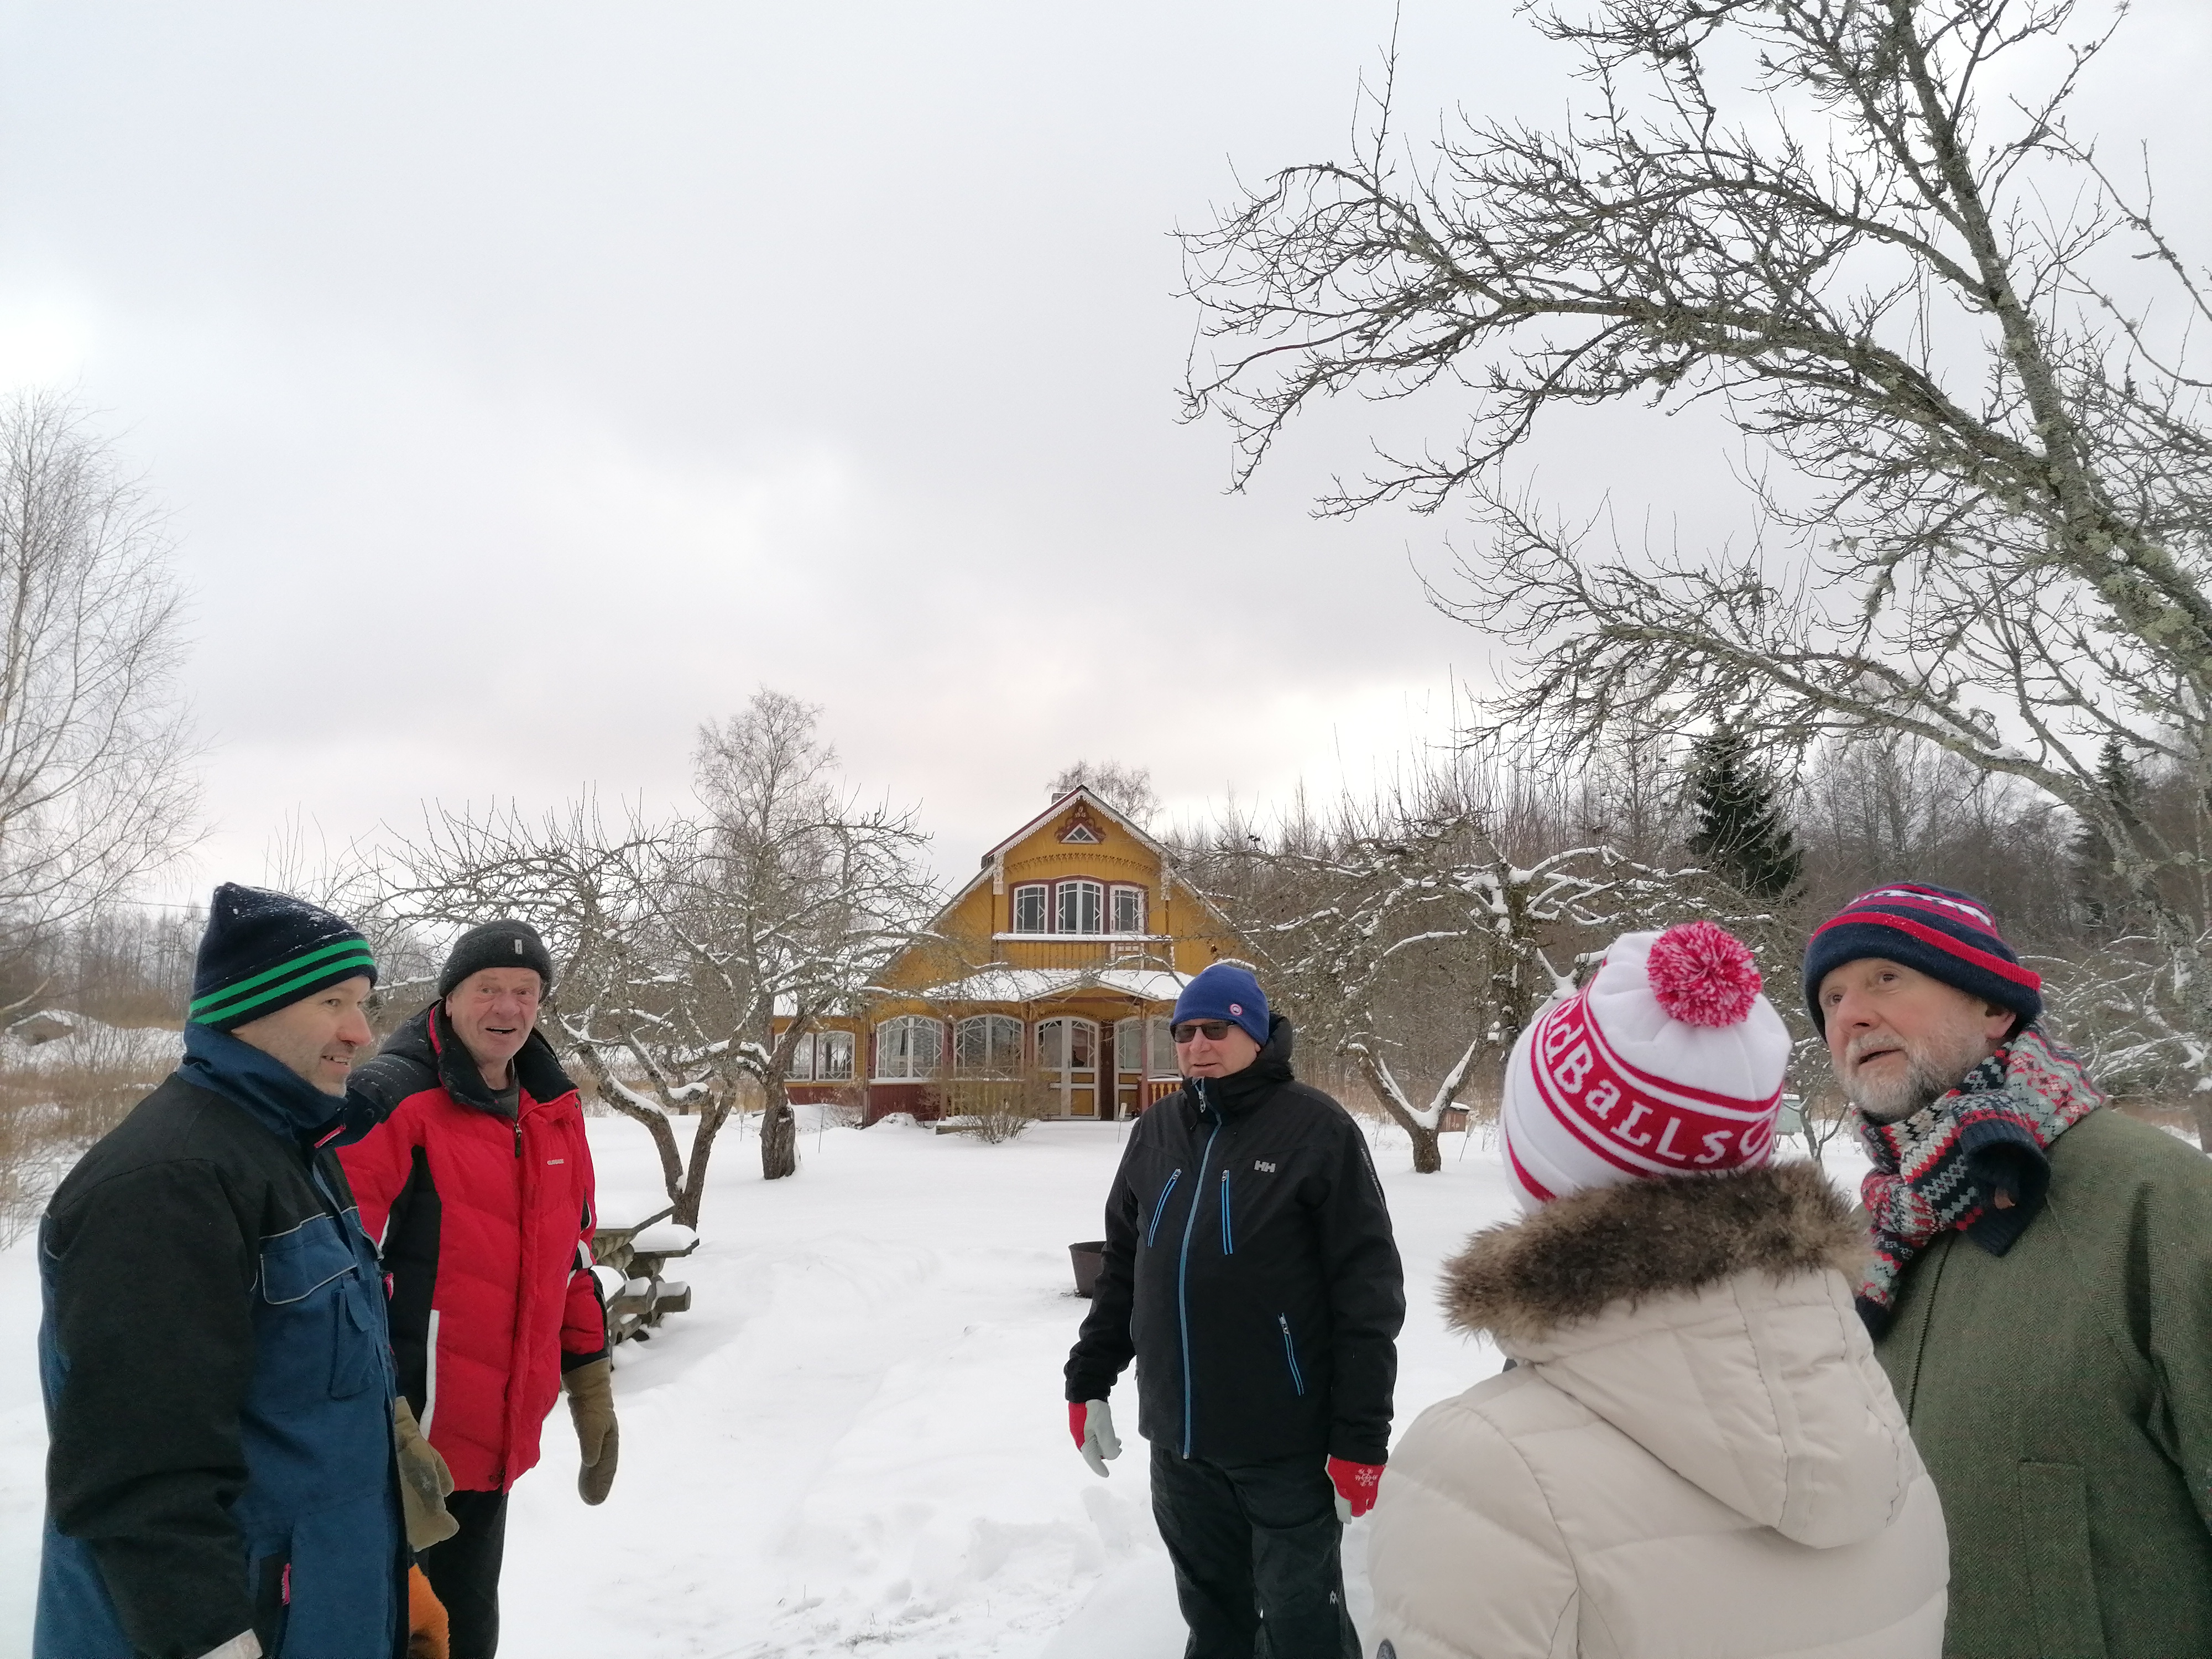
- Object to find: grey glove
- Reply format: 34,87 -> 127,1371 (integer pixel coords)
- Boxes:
1075,1398 -> 1121,1478
393,1396 -> 458,1550
565,1357 -> 619,1504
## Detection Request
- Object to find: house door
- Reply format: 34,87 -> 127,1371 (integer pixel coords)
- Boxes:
1113,1018 -> 1146,1120
1036,1017 -> 1099,1118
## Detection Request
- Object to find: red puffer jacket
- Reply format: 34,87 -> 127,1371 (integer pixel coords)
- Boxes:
338,1003 -> 606,1493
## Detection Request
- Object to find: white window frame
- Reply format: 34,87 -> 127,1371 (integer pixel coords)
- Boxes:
818,1030 -> 855,1081
873,1016 -> 943,1081
1147,1015 -> 1178,1079
954,1014 -> 1025,1077
1056,879 -> 1104,935
1011,883 -> 1048,933
787,1031 -> 815,1080
1110,884 -> 1146,936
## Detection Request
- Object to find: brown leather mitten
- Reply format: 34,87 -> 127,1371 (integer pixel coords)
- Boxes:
393,1397 -> 458,1551
564,1357 -> 620,1505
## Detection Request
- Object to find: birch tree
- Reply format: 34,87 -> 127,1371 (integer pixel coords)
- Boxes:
0,393 -> 199,973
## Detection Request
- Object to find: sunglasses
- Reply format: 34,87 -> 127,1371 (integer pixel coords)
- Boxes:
1172,1020 -> 1235,1044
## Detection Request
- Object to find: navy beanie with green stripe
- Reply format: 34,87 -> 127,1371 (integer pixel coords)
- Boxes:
189,883 -> 378,1030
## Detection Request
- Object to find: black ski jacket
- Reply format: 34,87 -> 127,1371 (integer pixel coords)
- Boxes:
1065,1016 -> 1404,1465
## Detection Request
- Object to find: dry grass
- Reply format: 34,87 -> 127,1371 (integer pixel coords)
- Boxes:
0,1020 -> 179,1244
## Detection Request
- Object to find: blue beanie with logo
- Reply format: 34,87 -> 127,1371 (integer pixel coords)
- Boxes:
1173,963 -> 1270,1046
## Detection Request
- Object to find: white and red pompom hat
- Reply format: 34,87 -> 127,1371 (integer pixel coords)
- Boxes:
1501,921 -> 1791,1210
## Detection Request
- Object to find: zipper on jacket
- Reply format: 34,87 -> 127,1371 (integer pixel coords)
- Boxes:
1146,1169 -> 1182,1247
1279,1313 -> 1306,1397
1177,1081 -> 1223,1457
1219,1170 -> 1233,1255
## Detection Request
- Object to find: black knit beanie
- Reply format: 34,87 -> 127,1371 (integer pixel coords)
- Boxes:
189,883 -> 379,1031
440,920 -> 555,997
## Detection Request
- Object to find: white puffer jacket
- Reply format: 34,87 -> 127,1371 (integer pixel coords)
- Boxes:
1368,1162 -> 1947,1659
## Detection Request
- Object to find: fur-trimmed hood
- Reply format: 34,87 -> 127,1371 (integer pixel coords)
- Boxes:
1433,1162 -> 1916,1547
1442,1160 -> 1867,1347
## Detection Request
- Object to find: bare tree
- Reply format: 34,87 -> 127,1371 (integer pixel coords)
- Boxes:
1047,759 -> 1161,829
0,393 -> 199,971
691,689 -> 937,1180
1195,761 -> 1722,1171
1183,2 -> 2212,1128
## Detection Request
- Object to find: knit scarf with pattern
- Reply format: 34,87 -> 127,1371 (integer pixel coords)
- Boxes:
1855,1025 -> 2105,1335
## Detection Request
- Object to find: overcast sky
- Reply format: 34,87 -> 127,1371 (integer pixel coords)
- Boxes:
1,1 -> 2203,900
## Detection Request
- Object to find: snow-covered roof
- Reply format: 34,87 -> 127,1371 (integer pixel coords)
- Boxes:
917,967 -> 1190,1005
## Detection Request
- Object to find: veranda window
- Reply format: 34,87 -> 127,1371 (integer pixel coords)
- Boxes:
874,1016 -> 943,1080
1057,879 -> 1104,934
787,1032 -> 815,1079
818,1031 -> 855,1080
954,1014 -> 1025,1076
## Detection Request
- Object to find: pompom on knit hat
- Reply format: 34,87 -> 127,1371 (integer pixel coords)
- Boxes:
439,920 -> 555,998
1501,921 -> 1790,1211
188,883 -> 378,1031
1802,883 -> 2041,1037
1173,962 -> 1270,1046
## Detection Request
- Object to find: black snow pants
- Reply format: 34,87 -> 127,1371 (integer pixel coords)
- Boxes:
1149,1443 -> 1360,1659
418,1488 -> 510,1658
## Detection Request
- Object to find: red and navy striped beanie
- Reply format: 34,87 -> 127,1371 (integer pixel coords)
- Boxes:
1802,883 -> 2042,1036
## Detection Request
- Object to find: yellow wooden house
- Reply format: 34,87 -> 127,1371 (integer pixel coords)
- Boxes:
780,786 -> 1246,1124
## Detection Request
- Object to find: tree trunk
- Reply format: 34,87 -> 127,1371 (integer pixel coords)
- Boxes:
2192,1094 -> 2212,1157
1401,1118 -> 1442,1175
760,1088 -> 799,1181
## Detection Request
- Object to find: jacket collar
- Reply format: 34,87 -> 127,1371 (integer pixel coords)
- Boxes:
180,1021 -> 349,1148
414,1000 -> 576,1119
1440,1161 -> 1868,1348
1185,1014 -> 1296,1122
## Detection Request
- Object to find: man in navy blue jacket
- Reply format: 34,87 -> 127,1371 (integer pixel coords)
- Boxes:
1065,963 -> 1405,1659
36,885 -> 410,1659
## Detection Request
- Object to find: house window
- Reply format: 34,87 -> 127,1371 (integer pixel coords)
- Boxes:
818,1031 -> 854,1081
788,1032 -> 815,1080
1057,879 -> 1103,934
1114,1018 -> 1142,1074
1149,1016 -> 1177,1078
954,1014 -> 1024,1076
1012,884 -> 1047,933
874,1016 -> 943,1080
1110,885 -> 1145,935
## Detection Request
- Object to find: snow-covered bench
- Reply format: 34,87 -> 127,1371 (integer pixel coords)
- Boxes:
590,1211 -> 699,1345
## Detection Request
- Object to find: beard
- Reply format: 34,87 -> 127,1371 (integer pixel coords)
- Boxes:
1841,1024 -> 1998,1123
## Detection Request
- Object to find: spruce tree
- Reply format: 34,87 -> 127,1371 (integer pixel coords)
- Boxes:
2071,735 -> 2143,932
1684,723 -> 1804,899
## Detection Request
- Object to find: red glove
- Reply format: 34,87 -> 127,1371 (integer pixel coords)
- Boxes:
1068,1402 -> 1087,1449
1327,1455 -> 1384,1520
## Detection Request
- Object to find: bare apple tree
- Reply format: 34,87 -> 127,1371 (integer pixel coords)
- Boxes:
379,692 -> 933,1215
1183,1 -> 2212,1137
1193,764 -> 1724,1171
0,393 -> 199,981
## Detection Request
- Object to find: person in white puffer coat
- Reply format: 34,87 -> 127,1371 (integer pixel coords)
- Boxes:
1366,922 -> 1947,1659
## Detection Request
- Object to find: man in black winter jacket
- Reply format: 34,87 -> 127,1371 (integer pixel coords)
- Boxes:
1065,962 -> 1404,1659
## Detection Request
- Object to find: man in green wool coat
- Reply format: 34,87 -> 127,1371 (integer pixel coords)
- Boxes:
1807,883 -> 2212,1658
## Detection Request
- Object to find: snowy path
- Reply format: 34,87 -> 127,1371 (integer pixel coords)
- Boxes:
0,1107 -> 1856,1657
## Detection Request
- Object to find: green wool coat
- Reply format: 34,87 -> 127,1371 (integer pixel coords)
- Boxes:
1876,1107 -> 2212,1658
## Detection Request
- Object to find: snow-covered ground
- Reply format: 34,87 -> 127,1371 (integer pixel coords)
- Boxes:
0,1105 -> 1865,1658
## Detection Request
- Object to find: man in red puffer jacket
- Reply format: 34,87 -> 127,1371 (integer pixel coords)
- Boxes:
341,921 -> 615,1659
